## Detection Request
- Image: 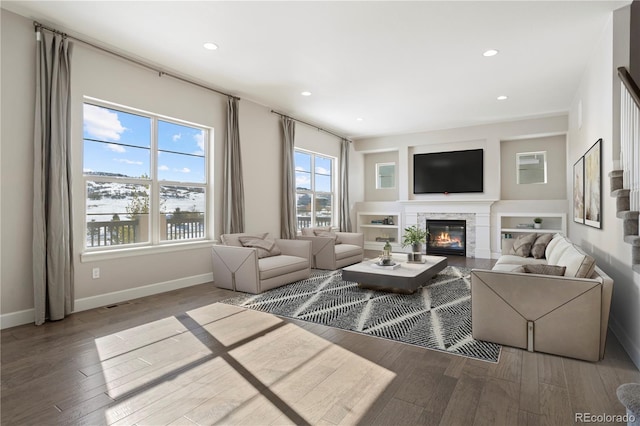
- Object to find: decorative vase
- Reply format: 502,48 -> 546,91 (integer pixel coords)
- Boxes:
411,242 -> 423,262
381,241 -> 392,264
534,223 -> 541,229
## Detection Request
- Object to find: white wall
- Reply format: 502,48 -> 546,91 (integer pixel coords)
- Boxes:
1,11 -> 35,321
567,6 -> 640,369
0,10 -> 348,326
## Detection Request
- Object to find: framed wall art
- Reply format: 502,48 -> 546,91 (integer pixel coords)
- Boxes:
584,139 -> 602,229
573,156 -> 584,224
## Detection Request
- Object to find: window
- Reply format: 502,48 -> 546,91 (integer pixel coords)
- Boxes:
376,162 -> 396,189
516,151 -> 547,184
83,101 -> 209,249
295,149 -> 335,229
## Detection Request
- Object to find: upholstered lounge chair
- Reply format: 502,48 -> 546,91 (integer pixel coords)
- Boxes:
297,227 -> 364,270
212,233 -> 311,294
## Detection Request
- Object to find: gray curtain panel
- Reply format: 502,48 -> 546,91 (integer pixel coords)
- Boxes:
33,30 -> 74,325
281,117 -> 297,239
339,138 -> 353,232
223,97 -> 245,234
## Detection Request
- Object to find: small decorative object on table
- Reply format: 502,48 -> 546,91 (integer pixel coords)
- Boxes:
377,241 -> 393,265
533,217 -> 542,229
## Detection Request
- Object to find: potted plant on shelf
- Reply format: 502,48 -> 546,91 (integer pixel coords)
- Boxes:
402,224 -> 429,255
533,217 -> 543,229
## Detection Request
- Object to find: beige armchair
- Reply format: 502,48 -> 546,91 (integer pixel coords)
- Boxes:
298,227 -> 364,270
212,233 -> 311,294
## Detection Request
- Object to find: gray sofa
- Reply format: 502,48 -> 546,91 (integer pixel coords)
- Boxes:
471,233 -> 613,362
212,233 -> 311,294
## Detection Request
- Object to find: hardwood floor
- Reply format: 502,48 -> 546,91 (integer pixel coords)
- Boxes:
2,257 -> 638,425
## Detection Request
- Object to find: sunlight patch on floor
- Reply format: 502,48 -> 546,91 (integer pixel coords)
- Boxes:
92,303 -> 395,425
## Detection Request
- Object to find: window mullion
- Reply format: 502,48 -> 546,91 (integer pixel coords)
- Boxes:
151,117 -> 159,244
205,129 -> 213,240
310,155 -> 316,227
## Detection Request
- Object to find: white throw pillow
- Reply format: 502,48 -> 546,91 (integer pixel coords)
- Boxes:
556,245 -> 596,278
544,233 -> 565,260
546,237 -> 572,265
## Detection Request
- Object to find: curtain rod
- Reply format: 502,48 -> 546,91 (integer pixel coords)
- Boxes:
33,21 -> 240,101
271,110 -> 351,142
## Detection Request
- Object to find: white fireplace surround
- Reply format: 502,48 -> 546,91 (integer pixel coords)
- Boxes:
400,200 -> 496,259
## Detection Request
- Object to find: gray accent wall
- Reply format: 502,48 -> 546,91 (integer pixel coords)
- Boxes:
364,151 -> 399,201
500,135 -> 567,200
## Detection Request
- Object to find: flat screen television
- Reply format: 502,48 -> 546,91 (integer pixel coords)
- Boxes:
413,149 -> 484,194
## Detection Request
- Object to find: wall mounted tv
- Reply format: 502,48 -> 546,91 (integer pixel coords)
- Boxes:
413,149 -> 484,194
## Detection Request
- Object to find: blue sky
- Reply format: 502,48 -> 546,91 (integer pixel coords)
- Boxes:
294,151 -> 332,193
83,104 -> 206,183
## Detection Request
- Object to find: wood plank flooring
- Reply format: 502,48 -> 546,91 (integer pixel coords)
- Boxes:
2,257 -> 639,425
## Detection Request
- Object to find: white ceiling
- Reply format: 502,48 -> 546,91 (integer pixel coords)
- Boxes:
2,1 -> 631,139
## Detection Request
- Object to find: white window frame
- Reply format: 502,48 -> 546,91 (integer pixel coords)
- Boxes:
81,98 -> 213,256
516,150 -> 548,185
295,148 -> 336,229
375,162 -> 396,189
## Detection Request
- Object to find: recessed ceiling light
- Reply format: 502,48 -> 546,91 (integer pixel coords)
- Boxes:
356,117 -> 363,122
203,42 -> 218,51
483,49 -> 499,57
301,91 -> 312,96
497,95 -> 508,100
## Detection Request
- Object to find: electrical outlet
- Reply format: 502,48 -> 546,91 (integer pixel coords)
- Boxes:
92,267 -> 100,279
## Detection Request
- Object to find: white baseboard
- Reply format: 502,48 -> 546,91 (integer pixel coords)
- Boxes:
0,273 -> 213,330
74,273 -> 214,312
609,314 -> 640,370
0,308 -> 35,330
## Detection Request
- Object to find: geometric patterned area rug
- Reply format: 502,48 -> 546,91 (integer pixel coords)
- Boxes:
222,266 -> 501,363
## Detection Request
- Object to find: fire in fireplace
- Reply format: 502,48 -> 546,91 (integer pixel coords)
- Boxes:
426,220 -> 466,256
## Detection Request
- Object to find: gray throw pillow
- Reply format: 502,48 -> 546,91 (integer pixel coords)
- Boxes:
523,264 -> 567,276
509,233 -> 537,257
531,233 -> 553,259
239,235 -> 282,258
313,229 -> 342,244
221,232 -> 267,247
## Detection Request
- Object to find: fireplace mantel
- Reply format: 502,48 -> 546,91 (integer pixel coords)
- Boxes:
400,199 -> 496,214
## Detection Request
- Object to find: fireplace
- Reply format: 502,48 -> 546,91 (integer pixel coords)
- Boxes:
426,220 -> 466,256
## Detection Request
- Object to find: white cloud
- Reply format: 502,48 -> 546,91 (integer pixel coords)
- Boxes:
172,133 -> 182,142
83,104 -> 126,141
316,167 -> 330,174
107,144 -> 126,153
295,166 -> 307,172
296,175 -> 310,187
114,159 -> 143,165
192,132 -> 205,155
176,167 -> 191,173
158,165 -> 170,171
83,168 -> 93,173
